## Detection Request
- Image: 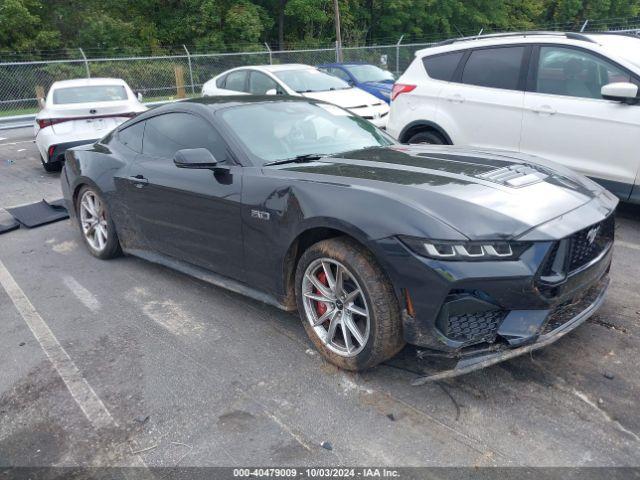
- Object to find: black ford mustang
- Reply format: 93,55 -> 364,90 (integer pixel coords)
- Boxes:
62,96 -> 617,375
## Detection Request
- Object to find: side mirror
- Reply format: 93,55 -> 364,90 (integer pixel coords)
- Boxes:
137,92 -> 144,102
265,88 -> 277,96
174,148 -> 219,169
601,82 -> 638,103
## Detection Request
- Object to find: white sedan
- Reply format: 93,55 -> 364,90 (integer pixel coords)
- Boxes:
201,64 -> 390,128
35,78 -> 147,172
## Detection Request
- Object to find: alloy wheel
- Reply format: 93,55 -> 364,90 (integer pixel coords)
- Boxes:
79,190 -> 109,252
301,258 -> 370,357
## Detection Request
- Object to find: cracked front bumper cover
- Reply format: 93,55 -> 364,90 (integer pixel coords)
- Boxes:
411,275 -> 610,385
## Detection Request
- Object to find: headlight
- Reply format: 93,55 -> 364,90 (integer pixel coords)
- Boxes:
399,236 -> 531,261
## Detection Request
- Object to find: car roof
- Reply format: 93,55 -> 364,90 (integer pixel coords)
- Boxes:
318,62 -> 369,67
414,32 -> 610,57
50,78 -> 128,89
241,63 -> 314,73
136,95 -> 327,118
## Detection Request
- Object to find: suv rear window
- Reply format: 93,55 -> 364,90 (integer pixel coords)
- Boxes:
461,46 -> 525,91
422,52 -> 464,81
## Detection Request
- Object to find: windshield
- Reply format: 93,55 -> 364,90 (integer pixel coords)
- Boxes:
218,101 -> 395,165
52,85 -> 128,104
274,69 -> 350,93
345,65 -> 395,83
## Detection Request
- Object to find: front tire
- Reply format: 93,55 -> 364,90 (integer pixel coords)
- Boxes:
407,130 -> 446,145
295,237 -> 404,371
75,186 -> 122,260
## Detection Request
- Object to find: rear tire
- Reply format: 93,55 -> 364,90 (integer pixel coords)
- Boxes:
41,155 -> 62,172
75,186 -> 122,260
407,130 -> 447,145
295,237 -> 405,371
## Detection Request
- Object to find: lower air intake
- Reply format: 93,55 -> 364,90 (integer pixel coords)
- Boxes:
443,310 -> 507,344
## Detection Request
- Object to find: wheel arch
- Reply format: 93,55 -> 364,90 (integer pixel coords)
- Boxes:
398,120 -> 453,145
71,177 -> 103,214
281,222 -> 401,310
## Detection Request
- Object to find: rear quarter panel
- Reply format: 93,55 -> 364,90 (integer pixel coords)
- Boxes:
388,57 -> 445,140
64,142 -> 139,249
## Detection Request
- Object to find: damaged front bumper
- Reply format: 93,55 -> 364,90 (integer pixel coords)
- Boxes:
411,274 -> 610,385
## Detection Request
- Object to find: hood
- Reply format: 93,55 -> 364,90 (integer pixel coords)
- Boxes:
301,87 -> 384,108
273,145 -> 615,240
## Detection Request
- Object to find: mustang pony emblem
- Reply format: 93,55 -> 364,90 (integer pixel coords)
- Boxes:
586,225 -> 600,245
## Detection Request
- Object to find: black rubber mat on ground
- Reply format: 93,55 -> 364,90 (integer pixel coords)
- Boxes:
0,211 -> 19,234
5,199 -> 69,228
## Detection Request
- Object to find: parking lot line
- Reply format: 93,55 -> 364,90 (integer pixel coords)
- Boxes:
0,140 -> 34,147
62,274 -> 101,313
0,259 -> 114,430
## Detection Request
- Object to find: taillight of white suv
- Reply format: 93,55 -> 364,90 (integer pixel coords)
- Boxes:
391,84 -> 416,101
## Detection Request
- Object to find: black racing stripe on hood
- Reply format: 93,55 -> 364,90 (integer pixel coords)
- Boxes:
285,162 -> 471,187
335,147 -> 504,176
412,151 -> 526,169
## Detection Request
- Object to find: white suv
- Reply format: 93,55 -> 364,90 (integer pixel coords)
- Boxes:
387,32 -> 640,203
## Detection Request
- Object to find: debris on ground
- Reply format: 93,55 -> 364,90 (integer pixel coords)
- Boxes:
135,415 -> 150,424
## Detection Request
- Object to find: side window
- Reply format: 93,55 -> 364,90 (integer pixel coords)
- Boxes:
536,46 -> 632,100
216,75 -> 227,88
118,121 -> 145,153
142,113 -> 229,162
224,70 -> 248,92
461,46 -> 525,91
248,71 -> 279,95
422,52 -> 464,81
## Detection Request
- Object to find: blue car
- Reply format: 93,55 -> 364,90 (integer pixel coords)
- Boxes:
317,62 -> 395,104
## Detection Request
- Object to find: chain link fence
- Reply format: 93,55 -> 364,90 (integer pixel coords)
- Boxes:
0,42 -> 434,119
1,19 -> 639,121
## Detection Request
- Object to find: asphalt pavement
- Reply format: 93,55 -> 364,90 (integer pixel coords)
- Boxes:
1,127 -> 639,468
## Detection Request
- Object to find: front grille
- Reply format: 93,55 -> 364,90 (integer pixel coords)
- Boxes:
567,215 -> 615,271
539,215 -> 615,284
541,276 -> 607,335
443,310 -> 507,343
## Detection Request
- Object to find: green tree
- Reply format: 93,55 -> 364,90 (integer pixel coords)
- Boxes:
0,0 -> 60,52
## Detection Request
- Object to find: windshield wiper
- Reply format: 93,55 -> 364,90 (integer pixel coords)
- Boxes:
263,153 -> 325,167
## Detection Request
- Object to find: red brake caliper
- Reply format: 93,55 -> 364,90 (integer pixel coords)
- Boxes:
314,271 -> 329,319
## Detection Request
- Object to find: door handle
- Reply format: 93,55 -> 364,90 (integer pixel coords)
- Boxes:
531,105 -> 556,115
130,174 -> 148,188
443,93 -> 465,103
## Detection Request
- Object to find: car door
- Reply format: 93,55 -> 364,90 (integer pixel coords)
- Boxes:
436,45 -> 529,151
520,45 -> 640,199
126,111 -> 244,280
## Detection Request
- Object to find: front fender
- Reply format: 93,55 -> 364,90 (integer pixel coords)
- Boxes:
241,171 -> 465,301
